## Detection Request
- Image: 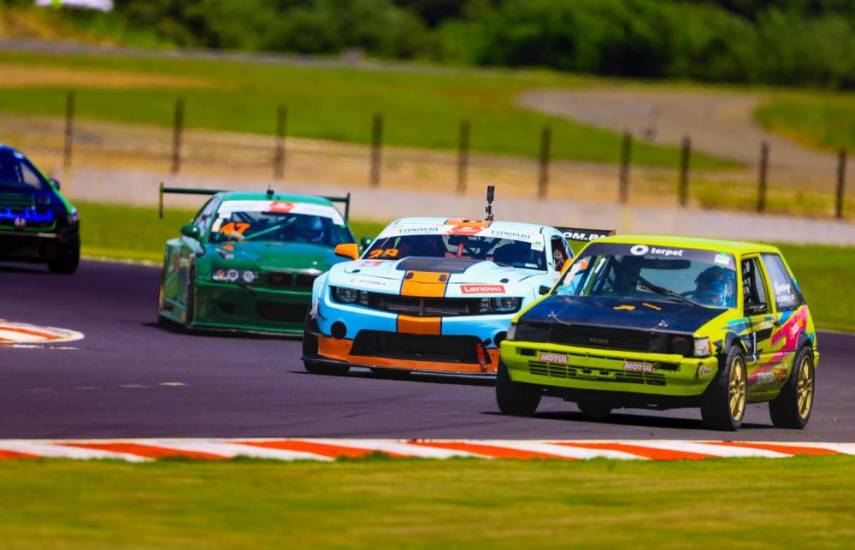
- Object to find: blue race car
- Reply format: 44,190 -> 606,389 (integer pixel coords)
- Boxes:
0,145 -> 79,273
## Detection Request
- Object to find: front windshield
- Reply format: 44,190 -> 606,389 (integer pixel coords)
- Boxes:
0,149 -> 47,192
365,234 -> 547,270
556,243 -> 737,308
209,200 -> 353,247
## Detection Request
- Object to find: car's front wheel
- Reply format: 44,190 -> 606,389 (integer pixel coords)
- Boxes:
769,346 -> 814,429
495,361 -> 541,416
302,311 -> 349,376
701,346 -> 747,431
47,239 -> 79,274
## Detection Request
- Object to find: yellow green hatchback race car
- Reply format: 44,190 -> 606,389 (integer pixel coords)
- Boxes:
497,235 -> 818,431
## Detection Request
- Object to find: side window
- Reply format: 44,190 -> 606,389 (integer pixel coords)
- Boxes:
550,235 -> 569,270
194,198 -> 218,233
762,253 -> 802,310
741,257 -> 768,315
20,160 -> 45,190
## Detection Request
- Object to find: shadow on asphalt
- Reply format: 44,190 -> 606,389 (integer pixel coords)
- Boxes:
141,321 -> 300,341
0,263 -> 51,275
480,409 -> 772,432
290,368 -> 495,388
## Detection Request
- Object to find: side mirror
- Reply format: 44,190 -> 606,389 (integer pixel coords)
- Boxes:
538,285 -> 551,295
560,258 -> 572,274
359,236 -> 374,251
335,243 -> 360,261
180,224 -> 201,240
50,178 -> 61,191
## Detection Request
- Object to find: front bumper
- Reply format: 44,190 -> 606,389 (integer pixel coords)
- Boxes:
0,226 -> 77,263
190,281 -> 311,335
309,290 -> 517,373
501,340 -> 719,397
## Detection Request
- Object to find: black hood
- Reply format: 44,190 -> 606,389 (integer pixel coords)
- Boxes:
523,295 -> 726,334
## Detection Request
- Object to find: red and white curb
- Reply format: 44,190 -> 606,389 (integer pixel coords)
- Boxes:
0,320 -> 84,347
0,439 -> 852,462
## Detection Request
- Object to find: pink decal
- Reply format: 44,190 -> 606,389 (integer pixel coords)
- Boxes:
461,284 -> 505,294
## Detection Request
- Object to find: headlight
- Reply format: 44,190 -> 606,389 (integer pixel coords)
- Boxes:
478,297 -> 522,314
331,286 -> 369,306
507,323 -> 517,340
67,209 -> 79,224
693,337 -> 712,357
212,268 -> 257,284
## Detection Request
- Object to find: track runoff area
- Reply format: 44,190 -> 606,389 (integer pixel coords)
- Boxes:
1,259 -> 853,463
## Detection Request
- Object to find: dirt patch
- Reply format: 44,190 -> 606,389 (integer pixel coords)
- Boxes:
0,63 -> 218,90
518,88 -> 838,183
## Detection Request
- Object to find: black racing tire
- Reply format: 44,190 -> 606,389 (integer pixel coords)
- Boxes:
769,346 -> 815,429
47,240 -> 80,274
577,399 -> 613,421
301,310 -> 349,375
495,360 -> 541,416
701,346 -> 747,431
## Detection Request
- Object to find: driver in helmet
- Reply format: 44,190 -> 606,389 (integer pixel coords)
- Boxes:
295,215 -> 326,244
693,266 -> 735,307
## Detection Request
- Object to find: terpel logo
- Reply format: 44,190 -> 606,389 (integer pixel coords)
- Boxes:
630,244 -> 684,257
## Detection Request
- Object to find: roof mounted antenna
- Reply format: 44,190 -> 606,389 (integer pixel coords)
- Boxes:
485,185 -> 495,221
266,185 -> 274,198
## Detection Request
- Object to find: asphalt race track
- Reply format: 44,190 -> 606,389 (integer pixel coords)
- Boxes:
1,260 -> 853,441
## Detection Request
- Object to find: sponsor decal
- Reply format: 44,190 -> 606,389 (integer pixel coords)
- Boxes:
448,224 -> 483,236
641,302 -> 662,311
267,201 -> 294,213
698,365 -> 713,377
217,200 -> 344,224
624,361 -> 655,373
358,260 -> 385,267
630,244 -> 685,258
461,284 -> 505,294
538,352 -> 568,364
715,254 -> 732,266
630,244 -> 649,256
613,305 -> 636,311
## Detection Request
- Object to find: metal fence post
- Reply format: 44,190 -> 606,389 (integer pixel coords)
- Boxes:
837,149 -> 847,220
63,90 -> 75,169
757,141 -> 769,213
678,136 -> 691,207
370,113 -> 383,187
274,104 -> 287,181
171,97 -> 184,175
537,125 -> 551,199
457,119 -> 470,194
619,132 -> 632,204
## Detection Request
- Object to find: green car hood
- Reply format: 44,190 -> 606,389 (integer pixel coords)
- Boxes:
205,240 -> 343,272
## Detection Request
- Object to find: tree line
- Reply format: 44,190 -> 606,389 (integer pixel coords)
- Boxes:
27,0 -> 855,89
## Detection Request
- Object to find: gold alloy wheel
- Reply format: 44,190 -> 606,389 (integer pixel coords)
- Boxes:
797,356 -> 814,420
728,356 -> 747,421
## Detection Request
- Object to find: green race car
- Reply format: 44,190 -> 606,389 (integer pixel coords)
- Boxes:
157,187 -> 360,335
497,235 -> 818,431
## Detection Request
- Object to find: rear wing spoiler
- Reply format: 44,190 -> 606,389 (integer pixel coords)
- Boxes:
556,226 -> 616,243
158,183 -> 352,221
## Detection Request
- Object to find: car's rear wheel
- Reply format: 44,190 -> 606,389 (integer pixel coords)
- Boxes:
302,310 -> 349,376
769,346 -> 814,429
577,399 -> 613,421
701,347 -> 746,431
495,361 -> 541,416
47,240 -> 79,274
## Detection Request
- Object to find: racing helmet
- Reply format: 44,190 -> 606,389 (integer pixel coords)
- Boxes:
295,215 -> 325,244
694,266 -> 735,307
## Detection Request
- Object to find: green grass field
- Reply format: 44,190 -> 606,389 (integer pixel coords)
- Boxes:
755,94 -> 855,152
0,50 -> 733,169
77,201 -> 854,332
0,456 -> 853,548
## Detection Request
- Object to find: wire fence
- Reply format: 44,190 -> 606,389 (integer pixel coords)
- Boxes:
2,91 -> 849,220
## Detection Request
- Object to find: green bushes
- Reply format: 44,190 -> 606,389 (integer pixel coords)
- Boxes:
39,0 -> 855,89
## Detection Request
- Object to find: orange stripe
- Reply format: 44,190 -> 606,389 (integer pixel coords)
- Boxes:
397,315 -> 441,335
555,441 -> 709,461
239,440 -> 397,459
400,271 -> 449,298
707,441 -> 839,456
0,326 -> 61,340
317,336 -> 500,373
62,442 -> 225,460
0,449 -> 38,460
410,441 -> 572,460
